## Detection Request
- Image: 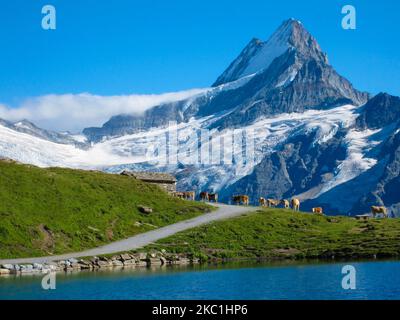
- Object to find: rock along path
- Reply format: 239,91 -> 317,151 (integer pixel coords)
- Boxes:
0,203 -> 258,265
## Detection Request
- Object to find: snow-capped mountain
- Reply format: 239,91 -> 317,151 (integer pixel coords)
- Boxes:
83,19 -> 368,141
1,19 -> 400,216
212,19 -> 295,86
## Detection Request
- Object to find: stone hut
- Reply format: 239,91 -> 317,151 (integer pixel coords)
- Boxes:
120,170 -> 177,193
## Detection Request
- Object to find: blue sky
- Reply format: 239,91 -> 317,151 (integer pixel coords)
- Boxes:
0,0 -> 399,108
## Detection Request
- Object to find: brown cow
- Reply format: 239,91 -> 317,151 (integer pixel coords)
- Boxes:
371,206 -> 388,218
182,191 -> 195,201
172,191 -> 185,199
232,195 -> 241,205
259,197 -> 267,207
233,195 -> 249,206
291,198 -> 300,211
200,192 -> 208,202
267,199 -> 280,207
281,199 -> 290,209
208,193 -> 218,203
312,207 -> 323,215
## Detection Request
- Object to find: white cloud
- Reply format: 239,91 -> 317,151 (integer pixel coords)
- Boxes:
0,89 -> 208,133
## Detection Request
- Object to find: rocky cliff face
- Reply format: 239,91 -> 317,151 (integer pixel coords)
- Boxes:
356,93 -> 400,129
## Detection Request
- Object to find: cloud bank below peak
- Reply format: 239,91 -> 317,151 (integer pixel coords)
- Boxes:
0,88 -> 208,133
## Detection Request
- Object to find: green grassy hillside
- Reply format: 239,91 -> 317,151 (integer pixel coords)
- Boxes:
146,208 -> 400,261
0,160 -> 211,259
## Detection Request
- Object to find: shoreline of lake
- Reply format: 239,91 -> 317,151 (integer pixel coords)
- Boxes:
1,250 -> 397,278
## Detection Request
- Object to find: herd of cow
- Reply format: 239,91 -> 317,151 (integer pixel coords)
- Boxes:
172,191 -> 390,218
173,192 -> 312,213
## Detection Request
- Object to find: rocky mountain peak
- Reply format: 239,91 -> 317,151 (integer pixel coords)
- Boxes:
212,19 -> 328,87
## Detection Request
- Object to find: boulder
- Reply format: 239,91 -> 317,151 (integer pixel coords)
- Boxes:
111,255 -> 122,261
21,264 -> 33,270
78,260 -> 93,270
33,263 -> 43,270
99,256 -> 109,262
68,258 -> 78,264
120,253 -> 133,261
112,260 -> 124,267
1,264 -> 14,270
138,206 -> 153,214
148,258 -> 162,266
136,260 -> 147,267
138,252 -> 147,260
122,259 -> 136,266
70,263 -> 81,269
20,265 -> 37,273
97,260 -> 112,268
0,268 -> 10,275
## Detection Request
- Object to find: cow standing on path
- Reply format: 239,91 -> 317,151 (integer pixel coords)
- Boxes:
200,192 -> 208,202
208,193 -> 218,203
233,195 -> 249,206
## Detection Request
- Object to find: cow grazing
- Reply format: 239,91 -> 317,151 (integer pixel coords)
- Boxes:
312,207 -> 323,215
291,198 -> 300,211
183,191 -> 195,201
208,193 -> 218,203
266,199 -> 280,207
259,197 -> 267,207
281,199 -> 290,209
200,192 -> 208,202
233,195 -> 249,206
371,206 -> 388,218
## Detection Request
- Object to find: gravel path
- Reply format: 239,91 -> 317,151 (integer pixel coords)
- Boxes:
0,203 -> 257,264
